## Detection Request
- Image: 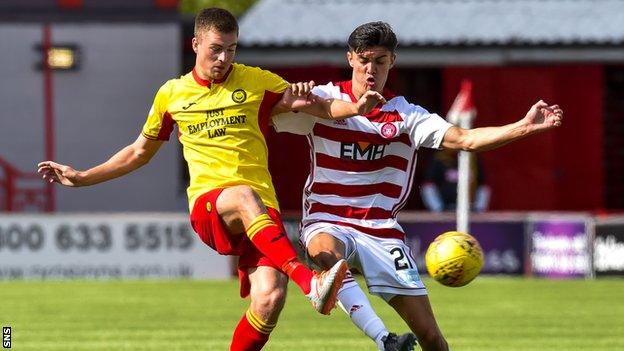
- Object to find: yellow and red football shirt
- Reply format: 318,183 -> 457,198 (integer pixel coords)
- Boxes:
142,63 -> 288,211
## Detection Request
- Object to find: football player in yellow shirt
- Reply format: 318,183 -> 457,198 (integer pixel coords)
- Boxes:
37,7 -> 385,351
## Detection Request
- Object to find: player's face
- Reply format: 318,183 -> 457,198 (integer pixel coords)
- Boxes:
192,28 -> 238,80
347,46 -> 395,98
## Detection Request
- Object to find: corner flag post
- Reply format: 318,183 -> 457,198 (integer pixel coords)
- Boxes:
446,80 -> 476,233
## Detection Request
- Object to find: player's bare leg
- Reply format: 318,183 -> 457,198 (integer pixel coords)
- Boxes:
308,233 -> 415,350
216,185 -> 271,233
307,233 -> 347,268
217,185 -> 347,314
230,266 -> 287,350
248,266 -> 288,324
388,295 -> 448,351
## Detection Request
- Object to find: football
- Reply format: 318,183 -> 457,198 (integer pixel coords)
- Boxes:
425,231 -> 484,287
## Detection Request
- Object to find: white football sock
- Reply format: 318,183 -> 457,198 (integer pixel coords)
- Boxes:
337,271 -> 389,350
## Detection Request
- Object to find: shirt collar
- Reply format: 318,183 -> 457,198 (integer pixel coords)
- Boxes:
192,65 -> 233,87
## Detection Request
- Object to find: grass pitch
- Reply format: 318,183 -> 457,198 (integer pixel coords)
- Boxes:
1,277 -> 622,350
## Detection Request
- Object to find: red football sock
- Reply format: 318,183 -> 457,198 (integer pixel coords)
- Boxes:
230,309 -> 274,351
247,214 -> 313,294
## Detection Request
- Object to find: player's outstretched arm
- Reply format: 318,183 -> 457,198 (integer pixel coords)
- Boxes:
310,90 -> 386,119
37,135 -> 163,187
273,81 -> 386,119
441,100 -> 563,152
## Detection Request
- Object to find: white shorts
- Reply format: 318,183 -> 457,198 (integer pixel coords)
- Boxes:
301,222 -> 428,300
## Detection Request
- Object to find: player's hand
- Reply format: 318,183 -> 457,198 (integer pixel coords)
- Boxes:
37,161 -> 82,187
290,80 -> 315,97
356,90 -> 386,115
278,81 -> 317,111
523,100 -> 563,132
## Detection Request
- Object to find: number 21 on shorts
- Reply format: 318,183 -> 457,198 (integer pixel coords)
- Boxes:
390,247 -> 413,270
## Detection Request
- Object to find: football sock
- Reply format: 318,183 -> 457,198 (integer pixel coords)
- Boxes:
246,214 -> 313,294
230,309 -> 275,351
336,271 -> 389,350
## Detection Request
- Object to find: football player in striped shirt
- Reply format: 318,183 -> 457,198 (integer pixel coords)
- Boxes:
37,8 -> 385,351
274,22 -> 562,351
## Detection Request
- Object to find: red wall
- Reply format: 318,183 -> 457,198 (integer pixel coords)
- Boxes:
443,66 -> 604,210
265,65 -> 605,212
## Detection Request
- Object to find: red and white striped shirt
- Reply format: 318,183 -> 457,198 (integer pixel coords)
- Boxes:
273,81 -> 452,240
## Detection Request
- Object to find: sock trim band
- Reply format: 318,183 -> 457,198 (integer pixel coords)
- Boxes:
246,309 -> 276,335
246,214 -> 275,240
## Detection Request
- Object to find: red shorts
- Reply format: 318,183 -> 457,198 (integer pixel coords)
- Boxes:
189,188 -> 285,298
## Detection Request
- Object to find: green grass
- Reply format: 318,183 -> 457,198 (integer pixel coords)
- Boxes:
1,277 -> 623,350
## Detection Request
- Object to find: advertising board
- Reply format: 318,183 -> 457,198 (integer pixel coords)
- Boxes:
0,214 -> 231,280
594,221 -> 624,276
527,215 -> 592,278
403,221 -> 525,275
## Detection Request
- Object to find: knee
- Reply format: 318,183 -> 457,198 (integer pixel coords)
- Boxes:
230,185 -> 259,204
229,185 -> 265,213
419,328 -> 448,351
308,234 -> 345,270
251,284 -> 287,317
311,250 -> 341,270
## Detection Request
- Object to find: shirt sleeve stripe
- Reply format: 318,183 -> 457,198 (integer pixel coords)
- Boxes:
156,111 -> 175,141
258,90 -> 284,138
142,132 -> 159,140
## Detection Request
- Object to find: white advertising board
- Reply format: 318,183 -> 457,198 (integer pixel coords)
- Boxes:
0,213 -> 231,280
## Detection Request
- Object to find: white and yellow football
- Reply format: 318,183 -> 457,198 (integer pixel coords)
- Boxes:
425,231 -> 484,287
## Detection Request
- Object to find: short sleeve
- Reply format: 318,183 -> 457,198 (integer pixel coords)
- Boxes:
254,69 -> 290,133
310,85 -> 333,99
272,112 -> 316,135
406,105 -> 453,149
142,81 -> 175,141
259,69 -> 289,94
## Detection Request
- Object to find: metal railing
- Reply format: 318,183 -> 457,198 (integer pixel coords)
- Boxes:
0,156 -> 49,212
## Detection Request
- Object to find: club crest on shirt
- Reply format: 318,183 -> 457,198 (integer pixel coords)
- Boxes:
231,89 -> 247,103
380,122 -> 398,139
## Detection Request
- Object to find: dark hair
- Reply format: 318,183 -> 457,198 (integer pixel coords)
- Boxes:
348,21 -> 398,53
194,7 -> 239,36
